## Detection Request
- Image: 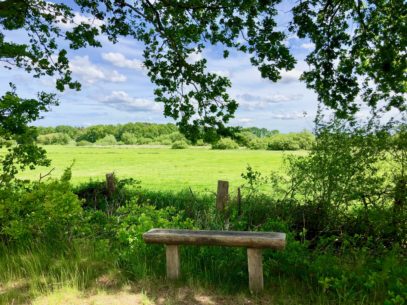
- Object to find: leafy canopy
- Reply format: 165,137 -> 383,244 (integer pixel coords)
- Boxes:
1,1 -> 406,141
0,84 -> 58,184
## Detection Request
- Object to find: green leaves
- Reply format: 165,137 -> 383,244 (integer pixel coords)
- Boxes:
291,0 -> 407,119
1,0 -> 406,140
0,85 -> 58,185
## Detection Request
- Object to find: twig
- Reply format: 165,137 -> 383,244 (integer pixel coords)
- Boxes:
39,167 -> 55,182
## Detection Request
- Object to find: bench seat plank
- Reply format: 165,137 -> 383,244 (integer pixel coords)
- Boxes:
143,229 -> 286,249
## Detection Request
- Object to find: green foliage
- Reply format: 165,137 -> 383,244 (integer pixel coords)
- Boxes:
76,125 -> 112,143
0,85 -> 58,185
235,131 -> 257,147
245,127 -> 279,137
248,137 -> 268,150
212,137 -> 239,150
120,132 -> 138,145
136,137 -> 153,145
4,0 -> 402,141
37,132 -> 72,145
268,134 -> 301,150
34,123 -> 315,150
115,202 -> 194,277
76,140 -> 92,146
291,0 -> 406,117
95,135 -> 117,146
74,177 -> 139,212
171,140 -> 188,149
267,131 -> 315,150
195,139 -> 206,146
0,168 -> 82,244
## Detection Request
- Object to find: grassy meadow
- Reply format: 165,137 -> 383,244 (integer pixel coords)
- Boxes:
19,145 -> 301,190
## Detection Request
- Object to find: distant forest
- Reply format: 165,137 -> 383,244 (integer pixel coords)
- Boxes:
33,123 -> 315,150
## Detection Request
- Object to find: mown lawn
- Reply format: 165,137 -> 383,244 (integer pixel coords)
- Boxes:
19,145 -> 303,190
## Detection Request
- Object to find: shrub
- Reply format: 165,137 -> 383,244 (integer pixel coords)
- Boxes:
212,137 -> 239,150
248,138 -> 268,150
155,134 -> 173,145
137,137 -> 153,145
235,131 -> 257,147
292,130 -> 315,150
171,140 -> 188,149
168,132 -> 187,142
115,202 -> 194,277
95,135 -> 117,145
76,140 -> 92,146
159,139 -> 172,145
37,133 -> 72,145
121,132 -> 138,145
267,134 -> 300,150
195,139 -> 205,146
0,169 -> 82,244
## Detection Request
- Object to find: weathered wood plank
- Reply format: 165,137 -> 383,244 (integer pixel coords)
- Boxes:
166,245 -> 180,279
143,229 -> 286,249
216,180 -> 229,211
247,248 -> 263,293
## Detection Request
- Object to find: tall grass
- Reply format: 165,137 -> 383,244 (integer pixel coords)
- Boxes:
0,240 -> 123,305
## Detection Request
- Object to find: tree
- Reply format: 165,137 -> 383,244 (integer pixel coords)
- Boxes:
0,84 -> 58,184
1,0 -> 405,143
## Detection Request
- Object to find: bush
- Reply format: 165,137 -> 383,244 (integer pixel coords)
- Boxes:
195,139 -> 205,146
235,131 -> 257,147
37,133 -> 72,145
248,138 -> 268,150
0,169 -> 82,244
171,140 -> 188,149
267,134 -> 300,150
137,137 -> 153,145
155,134 -> 173,145
168,132 -> 187,142
121,132 -> 138,145
212,137 -> 239,150
76,140 -> 92,146
95,135 -> 117,145
115,202 -> 194,277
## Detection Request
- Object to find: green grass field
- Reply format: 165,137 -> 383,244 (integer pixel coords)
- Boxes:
19,145 -> 303,191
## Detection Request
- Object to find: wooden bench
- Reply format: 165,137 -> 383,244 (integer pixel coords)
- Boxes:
143,228 -> 286,292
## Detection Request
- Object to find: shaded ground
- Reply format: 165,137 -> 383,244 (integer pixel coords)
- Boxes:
1,276 -> 302,305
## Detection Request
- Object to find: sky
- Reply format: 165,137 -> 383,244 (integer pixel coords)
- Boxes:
0,1 -> 320,132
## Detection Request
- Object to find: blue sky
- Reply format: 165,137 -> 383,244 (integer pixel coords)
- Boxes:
0,1 -> 320,132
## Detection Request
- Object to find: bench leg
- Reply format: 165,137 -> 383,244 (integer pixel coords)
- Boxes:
166,245 -> 180,279
247,248 -> 263,293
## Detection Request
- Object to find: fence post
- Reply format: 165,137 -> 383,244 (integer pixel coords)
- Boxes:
105,172 -> 116,197
237,187 -> 242,216
216,180 -> 229,211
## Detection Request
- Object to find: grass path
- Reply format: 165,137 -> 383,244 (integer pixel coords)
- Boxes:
19,146 -> 303,190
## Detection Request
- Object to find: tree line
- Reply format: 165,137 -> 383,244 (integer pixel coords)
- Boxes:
33,123 -> 316,150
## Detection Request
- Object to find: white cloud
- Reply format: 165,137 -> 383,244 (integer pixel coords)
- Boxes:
102,52 -> 144,71
69,56 -> 126,84
237,93 -> 302,110
269,112 -> 308,120
234,117 -> 253,124
211,70 -> 231,78
300,42 -> 315,50
56,11 -> 104,30
187,50 -> 203,63
100,91 -> 160,112
280,69 -> 303,83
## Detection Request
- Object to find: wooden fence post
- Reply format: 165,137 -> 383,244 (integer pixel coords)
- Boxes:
237,187 -> 242,216
216,180 -> 229,211
106,172 -> 116,197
